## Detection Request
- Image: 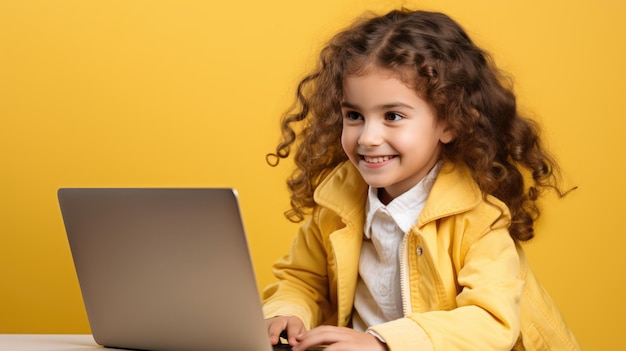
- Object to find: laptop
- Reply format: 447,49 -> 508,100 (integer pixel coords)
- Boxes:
58,188 -> 282,351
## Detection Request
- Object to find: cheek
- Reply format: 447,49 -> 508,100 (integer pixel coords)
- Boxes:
340,129 -> 351,153
395,122 -> 439,147
340,126 -> 359,155
388,129 -> 418,151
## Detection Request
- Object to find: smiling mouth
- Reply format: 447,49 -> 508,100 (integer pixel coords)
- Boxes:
361,155 -> 395,164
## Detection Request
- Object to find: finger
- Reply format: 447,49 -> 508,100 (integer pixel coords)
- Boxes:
322,341 -> 351,351
287,318 -> 306,346
266,318 -> 287,345
294,326 -> 346,351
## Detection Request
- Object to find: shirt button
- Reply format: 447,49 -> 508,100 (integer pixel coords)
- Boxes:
416,245 -> 423,256
379,286 -> 388,296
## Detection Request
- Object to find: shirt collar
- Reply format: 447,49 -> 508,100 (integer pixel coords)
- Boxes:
364,162 -> 441,237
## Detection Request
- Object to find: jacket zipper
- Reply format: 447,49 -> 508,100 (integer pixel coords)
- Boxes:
399,232 -> 412,316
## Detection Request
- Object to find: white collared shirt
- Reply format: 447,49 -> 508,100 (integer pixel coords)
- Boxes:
352,163 -> 440,331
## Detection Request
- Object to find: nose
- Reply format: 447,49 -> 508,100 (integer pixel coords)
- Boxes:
358,120 -> 384,146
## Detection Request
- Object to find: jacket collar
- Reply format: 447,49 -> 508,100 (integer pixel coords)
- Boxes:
314,161 -> 368,225
314,161 -> 484,228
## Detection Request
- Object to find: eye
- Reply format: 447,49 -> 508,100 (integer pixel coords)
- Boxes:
385,112 -> 404,121
344,111 -> 363,121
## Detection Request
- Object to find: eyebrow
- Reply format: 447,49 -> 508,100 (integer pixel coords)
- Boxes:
340,101 -> 415,110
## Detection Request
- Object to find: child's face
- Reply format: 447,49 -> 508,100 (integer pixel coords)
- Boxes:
340,67 -> 453,202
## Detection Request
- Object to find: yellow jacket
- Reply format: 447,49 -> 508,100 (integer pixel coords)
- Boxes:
263,161 -> 580,350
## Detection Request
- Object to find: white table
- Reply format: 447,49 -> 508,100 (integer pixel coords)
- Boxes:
0,334 -> 120,350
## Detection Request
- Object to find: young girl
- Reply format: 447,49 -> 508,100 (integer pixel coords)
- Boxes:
262,9 -> 580,351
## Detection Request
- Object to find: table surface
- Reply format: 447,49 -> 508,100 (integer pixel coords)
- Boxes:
0,334 -> 116,351
0,334 -> 329,351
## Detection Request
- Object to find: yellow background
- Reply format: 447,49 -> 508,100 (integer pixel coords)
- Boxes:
1,0 -> 623,349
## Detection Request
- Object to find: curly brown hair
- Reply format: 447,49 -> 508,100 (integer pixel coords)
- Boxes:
267,9 -> 567,241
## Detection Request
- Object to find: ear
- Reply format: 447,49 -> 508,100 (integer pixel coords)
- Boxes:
439,124 -> 455,144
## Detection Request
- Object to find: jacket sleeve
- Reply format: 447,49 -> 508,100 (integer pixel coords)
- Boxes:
517,244 -> 581,350
261,214 -> 333,329
370,224 -> 524,351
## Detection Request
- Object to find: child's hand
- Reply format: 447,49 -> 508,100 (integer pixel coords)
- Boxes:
266,315 -> 307,346
293,326 -> 388,351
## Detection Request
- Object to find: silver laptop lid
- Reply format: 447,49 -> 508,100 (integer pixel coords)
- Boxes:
58,188 -> 272,351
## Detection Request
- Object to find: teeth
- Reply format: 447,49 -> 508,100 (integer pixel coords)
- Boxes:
363,155 -> 392,163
